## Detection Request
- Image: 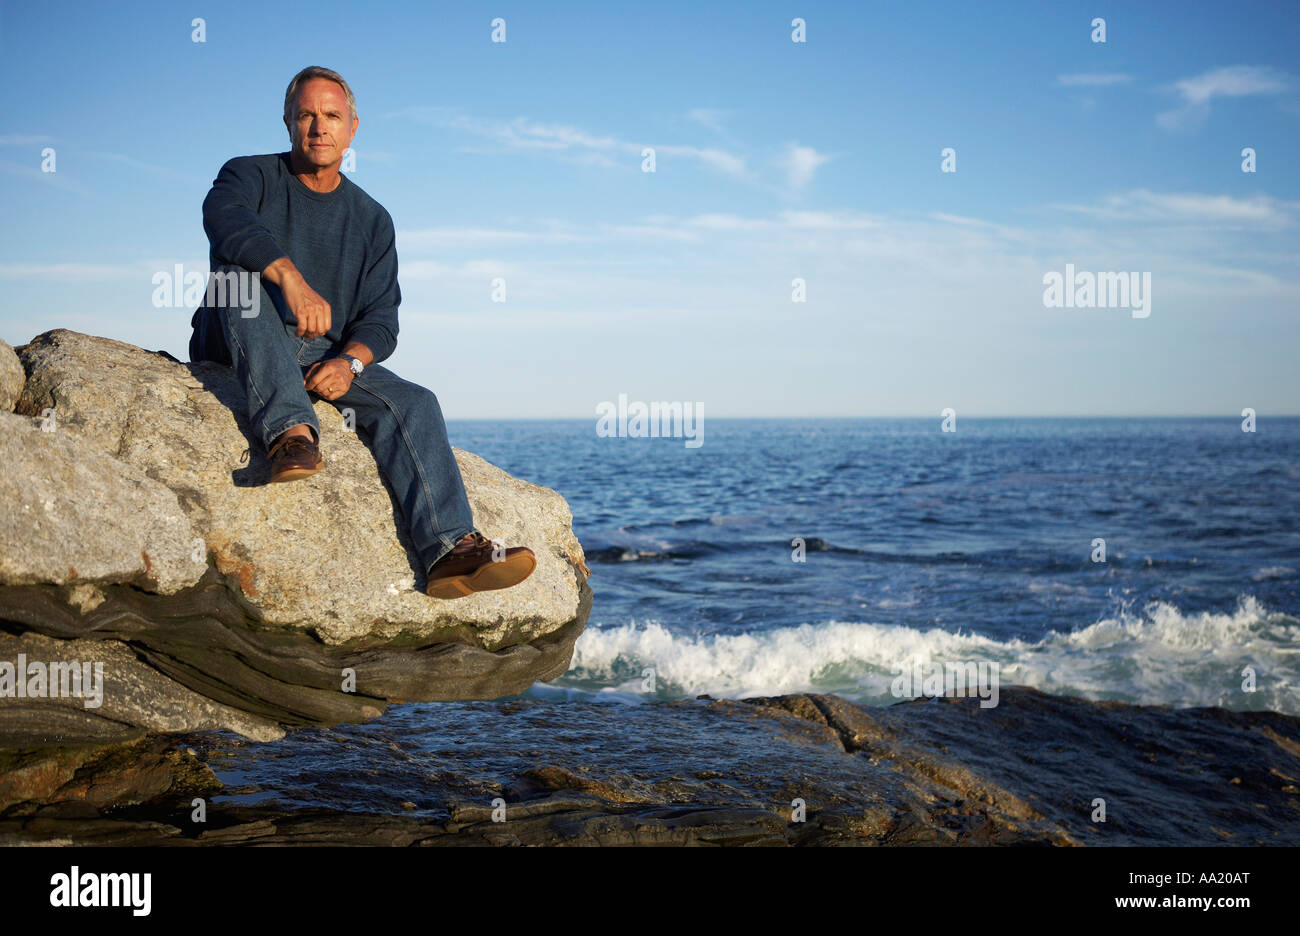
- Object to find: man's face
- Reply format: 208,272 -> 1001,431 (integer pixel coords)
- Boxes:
285,78 -> 358,169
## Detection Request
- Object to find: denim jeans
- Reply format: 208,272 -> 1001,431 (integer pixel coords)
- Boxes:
188,266 -> 476,572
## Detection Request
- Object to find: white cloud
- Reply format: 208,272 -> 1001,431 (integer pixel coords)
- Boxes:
1170,65 -> 1289,105
1056,73 -> 1133,87
686,108 -> 729,133
401,259 -> 515,280
775,142 -> 830,190
401,109 -> 749,178
1052,188 -> 1296,228
599,223 -> 702,242
687,213 -> 775,232
655,143 -> 747,176
486,117 -> 624,152
930,212 -> 997,228
1157,65 -> 1292,130
0,262 -> 144,281
781,210 -> 878,230
398,227 -> 587,249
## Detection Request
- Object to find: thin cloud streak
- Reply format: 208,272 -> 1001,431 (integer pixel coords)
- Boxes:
386,106 -> 754,178
1050,189 -> 1297,228
1057,73 -> 1133,87
1157,65 -> 1293,130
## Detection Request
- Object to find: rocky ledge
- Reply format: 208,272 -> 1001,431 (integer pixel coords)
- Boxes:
1,688 -> 1297,846
0,330 -> 593,745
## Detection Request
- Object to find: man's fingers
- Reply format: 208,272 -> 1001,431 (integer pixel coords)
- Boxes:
293,311 -> 319,338
285,280 -> 330,339
304,361 -> 346,398
304,365 -> 327,393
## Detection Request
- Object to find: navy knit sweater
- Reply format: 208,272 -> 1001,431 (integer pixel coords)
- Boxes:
197,152 -> 400,363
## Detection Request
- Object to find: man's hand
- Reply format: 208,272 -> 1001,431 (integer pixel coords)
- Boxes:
264,256 -> 331,338
303,358 -> 354,401
282,275 -> 332,339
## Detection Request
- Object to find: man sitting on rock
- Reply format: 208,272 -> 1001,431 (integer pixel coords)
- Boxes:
188,65 -> 535,600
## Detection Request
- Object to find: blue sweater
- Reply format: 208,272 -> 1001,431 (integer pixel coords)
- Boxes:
197,153 -> 400,363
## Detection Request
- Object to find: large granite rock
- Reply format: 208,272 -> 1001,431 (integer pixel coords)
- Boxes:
0,329 -> 593,742
0,410 -> 203,594
0,339 -> 23,412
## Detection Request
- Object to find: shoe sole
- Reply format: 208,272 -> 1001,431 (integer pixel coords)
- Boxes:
427,551 -> 537,599
270,456 -> 324,483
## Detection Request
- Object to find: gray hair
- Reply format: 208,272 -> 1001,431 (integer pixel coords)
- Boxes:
283,66 -> 356,124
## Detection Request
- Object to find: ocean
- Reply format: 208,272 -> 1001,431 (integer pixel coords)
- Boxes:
454,416 -> 1300,715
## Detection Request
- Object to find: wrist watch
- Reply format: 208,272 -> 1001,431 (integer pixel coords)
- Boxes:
339,353 -> 364,376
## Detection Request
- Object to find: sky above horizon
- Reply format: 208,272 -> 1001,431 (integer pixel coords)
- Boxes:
1,0 -> 1297,418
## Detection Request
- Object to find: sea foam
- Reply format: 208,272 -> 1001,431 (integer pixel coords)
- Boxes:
560,595 -> 1299,714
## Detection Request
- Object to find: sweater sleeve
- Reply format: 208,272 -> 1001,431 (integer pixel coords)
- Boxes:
345,209 -> 401,363
202,158 -> 288,274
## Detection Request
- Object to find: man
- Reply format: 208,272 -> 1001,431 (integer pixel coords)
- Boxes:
189,66 -> 535,600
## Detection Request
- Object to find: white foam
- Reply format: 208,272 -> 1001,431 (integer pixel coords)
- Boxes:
1253,566 -> 1296,582
565,596 -> 1300,714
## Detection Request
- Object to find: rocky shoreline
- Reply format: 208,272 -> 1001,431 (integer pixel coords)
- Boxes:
3,688 -> 1298,846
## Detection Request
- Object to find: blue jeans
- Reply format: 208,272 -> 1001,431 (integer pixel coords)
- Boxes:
188,267 -> 476,572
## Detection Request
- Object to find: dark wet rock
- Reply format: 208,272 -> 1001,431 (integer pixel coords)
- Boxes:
10,687 -> 1291,847
0,734 -> 220,817
0,632 -> 282,747
864,688 -> 1300,845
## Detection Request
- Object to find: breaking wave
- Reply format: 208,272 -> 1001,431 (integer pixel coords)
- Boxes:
550,596 -> 1300,714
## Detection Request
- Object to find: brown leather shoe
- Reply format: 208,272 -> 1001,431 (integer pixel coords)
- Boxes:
268,432 -> 323,483
426,532 -> 536,599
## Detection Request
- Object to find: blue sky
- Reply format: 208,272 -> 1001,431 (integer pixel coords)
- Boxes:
1,0 -> 1297,417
